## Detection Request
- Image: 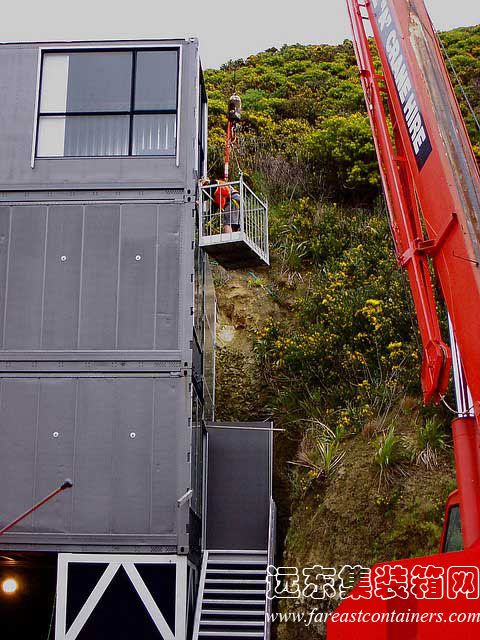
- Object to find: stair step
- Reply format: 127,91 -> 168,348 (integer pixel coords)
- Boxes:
207,569 -> 266,575
203,599 -> 266,605
201,620 -> 264,627
194,553 -> 270,640
208,558 -> 267,567
204,589 -> 265,595
208,549 -> 268,558
206,579 -> 266,584
199,632 -> 263,637
202,609 -> 265,616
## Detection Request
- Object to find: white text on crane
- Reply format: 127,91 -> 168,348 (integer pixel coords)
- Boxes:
370,0 -> 433,170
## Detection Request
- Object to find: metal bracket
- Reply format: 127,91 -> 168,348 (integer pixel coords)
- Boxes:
400,213 -> 457,265
177,489 -> 193,508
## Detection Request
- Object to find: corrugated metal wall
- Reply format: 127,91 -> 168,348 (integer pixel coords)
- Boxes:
0,203 -> 180,352
0,201 -> 192,548
0,39 -> 201,552
0,376 -> 184,539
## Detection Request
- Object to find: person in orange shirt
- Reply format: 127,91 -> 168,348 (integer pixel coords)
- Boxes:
214,182 -> 241,233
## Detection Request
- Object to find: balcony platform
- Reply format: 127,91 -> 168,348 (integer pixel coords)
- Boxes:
200,231 -> 267,268
199,177 -> 269,269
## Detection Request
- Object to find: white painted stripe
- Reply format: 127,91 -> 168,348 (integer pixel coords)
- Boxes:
55,555 -> 69,639
175,556 -> 187,640
62,553 -> 177,564
65,563 -> 120,640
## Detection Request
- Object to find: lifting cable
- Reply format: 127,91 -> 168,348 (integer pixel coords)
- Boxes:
437,31 -> 480,135
223,67 -> 244,180
440,394 -> 474,417
230,138 -> 243,176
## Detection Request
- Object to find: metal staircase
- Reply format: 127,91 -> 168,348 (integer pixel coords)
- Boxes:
193,551 -> 269,639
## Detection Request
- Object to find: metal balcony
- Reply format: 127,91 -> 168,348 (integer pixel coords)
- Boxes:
199,176 -> 269,268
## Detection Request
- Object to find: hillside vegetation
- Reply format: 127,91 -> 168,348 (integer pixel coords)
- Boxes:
205,26 -> 479,639
205,26 -> 480,200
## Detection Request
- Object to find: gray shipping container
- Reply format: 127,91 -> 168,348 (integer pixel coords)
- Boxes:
0,39 -> 204,553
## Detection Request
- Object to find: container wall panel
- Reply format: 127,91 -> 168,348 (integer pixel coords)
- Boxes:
72,378 -> 117,533
42,205 -> 83,349
0,207 -> 10,349
110,377 -> 155,534
150,378 -> 180,534
0,41 -> 198,190
0,376 -> 185,541
79,205 -> 120,350
34,378 -> 77,532
156,208 -> 181,350
0,379 -> 39,527
4,206 -> 46,349
0,202 -> 182,355
206,423 -> 271,550
117,204 -> 157,349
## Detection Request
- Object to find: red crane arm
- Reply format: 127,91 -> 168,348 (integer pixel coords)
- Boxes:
347,0 -> 452,405
349,0 -> 480,412
347,0 -> 480,548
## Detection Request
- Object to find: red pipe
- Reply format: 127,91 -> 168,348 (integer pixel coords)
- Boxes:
224,120 -> 231,182
0,479 -> 73,536
452,418 -> 480,548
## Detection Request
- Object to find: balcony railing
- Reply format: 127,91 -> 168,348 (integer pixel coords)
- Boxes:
199,175 -> 269,268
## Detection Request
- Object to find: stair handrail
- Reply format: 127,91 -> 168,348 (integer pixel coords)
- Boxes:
265,498 -> 277,640
192,550 -> 209,640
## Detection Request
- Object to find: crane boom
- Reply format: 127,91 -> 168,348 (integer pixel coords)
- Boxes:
347,0 -> 480,549
329,3 -> 480,636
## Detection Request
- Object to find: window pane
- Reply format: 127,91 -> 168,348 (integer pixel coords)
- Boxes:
134,51 -> 178,111
37,116 -> 66,156
65,52 -> 132,112
132,114 -> 176,156
64,115 -> 129,156
40,54 -> 70,113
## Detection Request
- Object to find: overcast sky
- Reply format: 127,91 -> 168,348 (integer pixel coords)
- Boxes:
1,0 -> 478,69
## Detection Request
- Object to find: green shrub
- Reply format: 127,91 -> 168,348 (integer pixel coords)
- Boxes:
292,423 -> 346,491
255,199 -> 421,435
374,426 -> 407,485
205,30 -> 480,202
407,417 -> 450,469
303,113 -> 380,198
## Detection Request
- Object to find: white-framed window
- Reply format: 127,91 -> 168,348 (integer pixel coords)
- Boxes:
36,48 -> 179,158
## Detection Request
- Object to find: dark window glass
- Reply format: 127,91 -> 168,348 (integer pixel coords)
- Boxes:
37,49 -> 178,158
443,505 -> 463,552
135,51 -> 178,111
66,52 -> 132,112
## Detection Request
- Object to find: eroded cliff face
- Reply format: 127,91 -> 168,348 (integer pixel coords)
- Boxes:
214,266 -> 279,424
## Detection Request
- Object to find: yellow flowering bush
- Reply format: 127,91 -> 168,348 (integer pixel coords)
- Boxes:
255,199 -> 422,433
